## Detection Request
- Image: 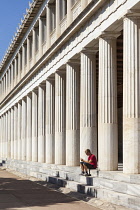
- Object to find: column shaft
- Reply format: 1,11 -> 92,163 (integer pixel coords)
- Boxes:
38,85 -> 45,163
27,94 -> 32,161
80,50 -> 97,159
46,79 -> 55,164
14,105 -> 18,159
123,16 -> 140,173
32,90 -> 38,162
27,37 -> 30,71
21,98 -> 27,161
39,18 -> 43,57
46,4 -> 51,49
55,72 -> 66,164
7,110 -> 11,159
32,28 -> 36,64
11,108 -> 14,159
17,102 -> 22,160
56,0 -> 61,38
98,34 -> 118,171
67,1 -> 72,26
66,62 -> 80,166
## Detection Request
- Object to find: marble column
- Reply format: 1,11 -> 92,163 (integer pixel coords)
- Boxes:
38,84 -> 46,163
27,37 -> 30,72
14,58 -> 17,86
11,63 -> 14,90
0,117 -> 1,158
32,28 -> 36,64
5,112 -> 8,159
1,115 -> 4,158
32,89 -> 38,162
7,110 -> 11,159
14,105 -> 18,159
81,0 -> 88,10
98,32 -> 119,171
3,114 -> 5,158
11,107 -> 14,159
27,94 -> 32,161
17,102 -> 22,160
46,4 -> 51,49
123,15 -> 140,174
22,45 -> 25,77
39,17 -> 43,57
46,78 -> 55,164
55,71 -> 66,165
66,61 -> 80,166
80,48 -> 97,160
21,98 -> 27,161
18,51 -> 21,82
56,0 -> 61,38
67,0 -> 72,26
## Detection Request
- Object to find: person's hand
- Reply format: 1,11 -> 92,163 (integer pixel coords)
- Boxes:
80,158 -> 83,161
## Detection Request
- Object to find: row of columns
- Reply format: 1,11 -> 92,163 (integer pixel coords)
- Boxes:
0,0 -> 91,102
0,15 -> 140,173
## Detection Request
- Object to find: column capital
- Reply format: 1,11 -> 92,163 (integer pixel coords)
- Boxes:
125,9 -> 140,19
27,92 -> 32,97
67,59 -> 80,65
81,47 -> 98,54
100,31 -> 121,39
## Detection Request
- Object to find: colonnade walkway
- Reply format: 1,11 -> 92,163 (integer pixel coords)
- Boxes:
0,169 -> 99,210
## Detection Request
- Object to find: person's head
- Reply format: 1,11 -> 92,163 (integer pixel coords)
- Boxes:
85,149 -> 91,156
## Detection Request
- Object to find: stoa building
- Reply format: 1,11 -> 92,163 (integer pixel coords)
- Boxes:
0,0 -> 140,208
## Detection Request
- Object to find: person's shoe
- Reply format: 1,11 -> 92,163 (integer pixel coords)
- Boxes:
79,171 -> 85,175
84,172 -> 89,176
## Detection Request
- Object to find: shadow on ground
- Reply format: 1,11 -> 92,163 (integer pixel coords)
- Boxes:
0,169 -> 97,210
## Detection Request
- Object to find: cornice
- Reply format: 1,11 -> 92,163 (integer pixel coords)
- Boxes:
0,0 -> 45,74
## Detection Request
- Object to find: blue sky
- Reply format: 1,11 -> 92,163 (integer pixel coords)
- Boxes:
0,0 -> 30,62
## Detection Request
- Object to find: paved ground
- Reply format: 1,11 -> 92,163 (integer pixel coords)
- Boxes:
0,169 -> 99,210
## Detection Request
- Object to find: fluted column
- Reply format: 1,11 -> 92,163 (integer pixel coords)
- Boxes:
0,117 -> 1,158
123,15 -> 140,174
17,102 -> 22,160
66,61 -> 80,166
67,0 -> 72,26
3,114 -> 5,158
21,98 -> 27,161
7,110 -> 11,159
14,105 -> 18,159
1,115 -> 4,158
38,84 -> 46,163
39,17 -> 43,57
32,89 -> 38,162
80,49 -> 97,159
11,108 -> 14,159
56,0 -> 61,38
5,112 -> 8,159
55,71 -> 66,164
46,4 -> 51,49
46,78 -> 55,163
98,32 -> 119,171
27,94 -> 32,161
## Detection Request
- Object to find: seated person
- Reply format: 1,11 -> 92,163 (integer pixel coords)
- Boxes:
80,149 -> 97,176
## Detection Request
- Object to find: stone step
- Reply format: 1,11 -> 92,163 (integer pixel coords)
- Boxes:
35,172 -> 140,210
99,171 -> 140,185
92,177 -> 140,198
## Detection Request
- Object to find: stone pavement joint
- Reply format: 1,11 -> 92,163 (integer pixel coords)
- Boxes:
0,168 -> 130,210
